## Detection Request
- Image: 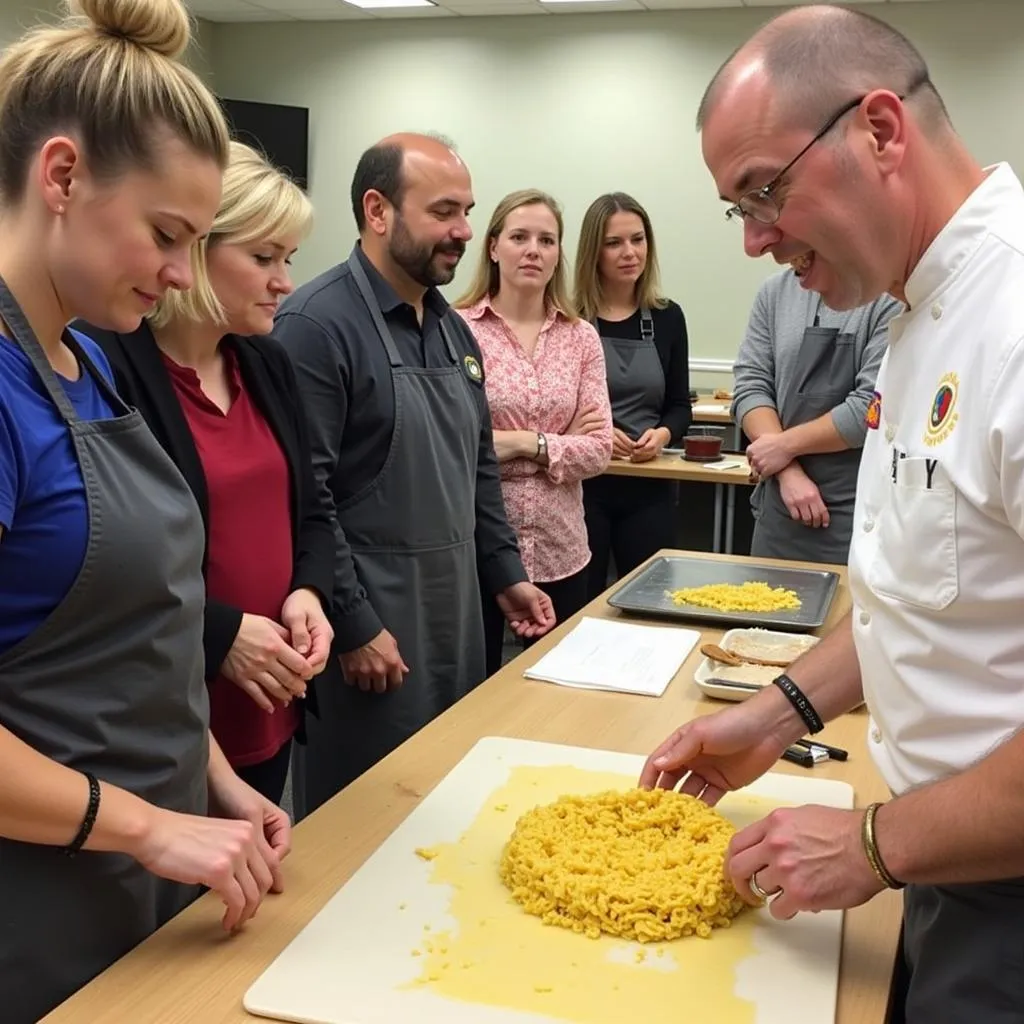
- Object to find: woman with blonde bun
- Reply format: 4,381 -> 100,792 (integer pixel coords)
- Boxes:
0,2 -> 290,1019
86,142 -> 335,806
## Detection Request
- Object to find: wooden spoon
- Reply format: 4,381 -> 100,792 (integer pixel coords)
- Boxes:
700,643 -> 745,666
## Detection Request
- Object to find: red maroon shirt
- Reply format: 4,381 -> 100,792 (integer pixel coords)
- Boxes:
163,347 -> 299,767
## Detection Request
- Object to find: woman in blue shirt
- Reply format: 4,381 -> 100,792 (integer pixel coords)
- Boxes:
0,0 -> 291,1019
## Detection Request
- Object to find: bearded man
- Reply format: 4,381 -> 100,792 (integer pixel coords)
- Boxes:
276,132 -> 553,817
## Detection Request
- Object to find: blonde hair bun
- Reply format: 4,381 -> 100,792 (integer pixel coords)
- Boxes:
71,0 -> 192,60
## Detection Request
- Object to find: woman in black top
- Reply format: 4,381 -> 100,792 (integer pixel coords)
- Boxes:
575,193 -> 692,599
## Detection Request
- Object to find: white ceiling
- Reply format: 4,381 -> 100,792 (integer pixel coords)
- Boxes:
187,0 -> 948,24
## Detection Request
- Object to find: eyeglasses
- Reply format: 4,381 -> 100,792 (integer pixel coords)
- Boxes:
724,76 -> 928,226
724,96 -> 866,226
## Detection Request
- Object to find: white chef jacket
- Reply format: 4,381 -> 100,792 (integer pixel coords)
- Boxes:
849,162 -> 1024,796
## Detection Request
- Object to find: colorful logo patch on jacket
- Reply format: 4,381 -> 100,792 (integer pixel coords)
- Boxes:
924,372 -> 959,447
463,354 -> 483,383
865,391 -> 882,430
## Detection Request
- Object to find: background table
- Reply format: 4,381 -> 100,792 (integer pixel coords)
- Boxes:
602,453 -> 754,553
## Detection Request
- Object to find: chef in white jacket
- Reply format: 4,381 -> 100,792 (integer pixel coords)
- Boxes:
642,6 -> 1024,1020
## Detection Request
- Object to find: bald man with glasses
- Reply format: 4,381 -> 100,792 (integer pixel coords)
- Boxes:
643,5 -> 1024,1020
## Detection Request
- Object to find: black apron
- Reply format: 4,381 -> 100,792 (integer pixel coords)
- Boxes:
596,309 -> 665,440
0,281 -> 209,1022
751,299 -> 861,564
891,879 -> 1024,1021
292,256 -> 486,818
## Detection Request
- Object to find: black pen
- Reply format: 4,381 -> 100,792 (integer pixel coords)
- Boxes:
795,738 -> 849,762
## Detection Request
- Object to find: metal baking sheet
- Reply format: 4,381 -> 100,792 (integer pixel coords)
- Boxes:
607,555 -> 839,631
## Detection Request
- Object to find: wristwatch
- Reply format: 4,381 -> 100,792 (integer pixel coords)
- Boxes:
535,432 -> 548,461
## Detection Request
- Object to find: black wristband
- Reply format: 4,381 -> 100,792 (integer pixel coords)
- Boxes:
65,771 -> 101,857
773,674 -> 825,735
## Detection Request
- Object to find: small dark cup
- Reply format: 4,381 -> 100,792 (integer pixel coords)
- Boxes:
683,434 -> 723,459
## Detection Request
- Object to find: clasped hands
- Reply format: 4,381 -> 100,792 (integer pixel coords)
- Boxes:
222,587 -> 333,711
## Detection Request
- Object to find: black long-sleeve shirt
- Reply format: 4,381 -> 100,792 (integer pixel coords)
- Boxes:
273,244 -> 527,653
595,300 -> 692,444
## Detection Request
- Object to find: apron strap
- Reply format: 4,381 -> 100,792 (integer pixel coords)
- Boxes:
438,318 -> 460,365
348,254 -> 404,368
64,332 -> 132,416
640,307 -> 654,341
0,273 -> 83,424
590,309 -> 656,342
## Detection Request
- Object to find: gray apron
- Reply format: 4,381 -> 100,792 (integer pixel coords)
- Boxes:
0,281 -> 209,1022
751,302 -> 861,564
596,309 -> 665,440
293,256 -> 485,818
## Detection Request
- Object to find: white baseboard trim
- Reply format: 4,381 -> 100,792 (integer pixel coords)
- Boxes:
690,358 -> 734,374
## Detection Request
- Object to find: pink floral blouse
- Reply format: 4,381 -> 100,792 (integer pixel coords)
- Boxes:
458,297 -> 613,583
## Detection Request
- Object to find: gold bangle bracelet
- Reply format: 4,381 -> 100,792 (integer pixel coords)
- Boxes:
861,802 -> 905,890
861,804 -> 890,887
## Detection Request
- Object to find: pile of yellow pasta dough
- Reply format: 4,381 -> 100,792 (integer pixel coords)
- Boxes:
667,581 -> 801,613
499,788 -> 747,943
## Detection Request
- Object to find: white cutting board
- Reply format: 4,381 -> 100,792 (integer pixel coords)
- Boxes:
245,737 -> 853,1024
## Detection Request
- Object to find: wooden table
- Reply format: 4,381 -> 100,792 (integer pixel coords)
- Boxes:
691,397 -> 742,449
691,398 -> 733,425
603,452 -> 754,554
43,551 -> 901,1024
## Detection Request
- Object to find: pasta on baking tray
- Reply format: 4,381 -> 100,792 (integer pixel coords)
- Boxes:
666,581 -> 801,613
499,788 -> 747,943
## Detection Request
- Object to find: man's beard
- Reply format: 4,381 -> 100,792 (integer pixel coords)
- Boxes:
389,213 -> 465,288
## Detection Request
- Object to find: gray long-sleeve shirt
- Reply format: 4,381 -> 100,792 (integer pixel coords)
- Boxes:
731,269 -> 902,448
273,245 -> 527,653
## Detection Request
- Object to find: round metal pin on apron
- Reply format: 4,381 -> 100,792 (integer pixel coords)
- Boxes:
0,276 -> 210,1023
751,295 -> 862,564
595,309 -> 665,440
292,255 -> 486,818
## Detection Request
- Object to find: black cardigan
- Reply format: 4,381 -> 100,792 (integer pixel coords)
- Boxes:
81,320 -> 336,683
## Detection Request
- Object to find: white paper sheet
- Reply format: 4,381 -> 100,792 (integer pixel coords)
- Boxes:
691,403 -> 731,415
523,616 -> 700,697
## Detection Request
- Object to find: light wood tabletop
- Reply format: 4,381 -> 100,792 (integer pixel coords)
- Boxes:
602,451 -> 754,485
691,398 -> 734,425
42,550 -> 900,1024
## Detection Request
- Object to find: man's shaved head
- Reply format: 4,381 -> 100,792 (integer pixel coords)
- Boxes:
697,5 -> 948,136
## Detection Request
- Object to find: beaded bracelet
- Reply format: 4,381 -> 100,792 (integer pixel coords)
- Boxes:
65,771 -> 101,857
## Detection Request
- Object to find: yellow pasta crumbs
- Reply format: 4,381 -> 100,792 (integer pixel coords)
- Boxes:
666,581 -> 801,613
499,788 -> 747,943
415,846 -> 440,861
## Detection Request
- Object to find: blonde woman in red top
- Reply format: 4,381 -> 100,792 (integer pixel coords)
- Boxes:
455,189 -> 613,674
85,143 -> 335,804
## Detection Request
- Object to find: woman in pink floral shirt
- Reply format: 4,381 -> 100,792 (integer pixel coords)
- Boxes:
455,189 -> 613,675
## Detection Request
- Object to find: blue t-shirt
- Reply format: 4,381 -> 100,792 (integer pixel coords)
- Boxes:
0,330 -> 119,653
